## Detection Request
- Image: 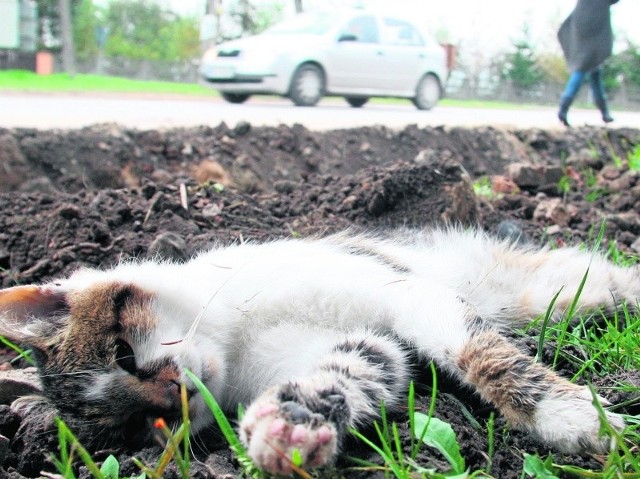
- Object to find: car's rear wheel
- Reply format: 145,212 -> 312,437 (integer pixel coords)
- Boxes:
289,64 -> 325,107
412,74 -> 441,110
345,97 -> 369,108
221,92 -> 251,104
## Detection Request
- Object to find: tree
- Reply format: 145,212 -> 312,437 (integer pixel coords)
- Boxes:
603,42 -> 640,91
59,0 -> 76,73
225,0 -> 285,38
35,0 -> 82,48
501,25 -> 543,91
103,0 -> 199,61
72,0 -> 98,61
537,52 -> 569,84
160,17 -> 201,61
294,0 -> 302,13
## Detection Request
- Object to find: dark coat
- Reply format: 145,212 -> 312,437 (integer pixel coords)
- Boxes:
558,0 -> 618,72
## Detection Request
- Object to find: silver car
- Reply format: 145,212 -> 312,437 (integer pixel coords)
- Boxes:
200,10 -> 448,110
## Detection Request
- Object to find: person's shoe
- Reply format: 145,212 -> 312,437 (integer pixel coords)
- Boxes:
558,110 -> 570,127
595,98 -> 614,124
558,96 -> 572,127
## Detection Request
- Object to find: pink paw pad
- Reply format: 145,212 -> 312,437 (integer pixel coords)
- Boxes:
317,425 -> 333,445
256,403 -> 278,418
268,418 -> 287,437
239,392 -> 340,474
290,424 -> 308,444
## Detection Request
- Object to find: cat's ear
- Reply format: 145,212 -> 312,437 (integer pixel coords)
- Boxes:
0,284 -> 68,347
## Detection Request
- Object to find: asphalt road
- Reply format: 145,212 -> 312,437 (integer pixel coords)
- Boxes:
3,92 -> 640,130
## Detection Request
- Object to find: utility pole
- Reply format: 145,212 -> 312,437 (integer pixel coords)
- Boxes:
59,0 -> 76,75
294,0 -> 303,13
206,0 -> 224,44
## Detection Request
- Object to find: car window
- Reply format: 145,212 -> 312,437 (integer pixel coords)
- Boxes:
381,17 -> 425,46
267,12 -> 340,35
340,15 -> 379,43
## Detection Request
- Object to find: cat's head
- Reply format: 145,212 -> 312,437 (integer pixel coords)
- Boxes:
0,271 -> 221,446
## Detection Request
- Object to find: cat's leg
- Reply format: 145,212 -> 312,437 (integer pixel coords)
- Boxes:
239,330 -> 410,475
455,329 -> 624,453
478,245 -> 640,326
382,278 -> 624,455
421,229 -> 640,327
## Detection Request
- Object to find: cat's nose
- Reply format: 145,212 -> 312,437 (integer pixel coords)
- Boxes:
165,379 -> 182,406
166,379 -> 195,406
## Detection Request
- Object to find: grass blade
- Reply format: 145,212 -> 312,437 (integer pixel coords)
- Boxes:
184,369 -> 246,456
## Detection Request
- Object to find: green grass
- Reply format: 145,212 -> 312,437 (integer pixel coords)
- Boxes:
0,335 -> 34,365
518,237 -> 640,478
0,70 -> 217,96
349,376 -> 474,479
0,69 -> 546,110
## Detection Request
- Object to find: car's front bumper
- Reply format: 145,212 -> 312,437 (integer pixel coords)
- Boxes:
200,63 -> 290,95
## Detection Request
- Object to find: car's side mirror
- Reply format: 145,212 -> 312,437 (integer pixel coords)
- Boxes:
338,33 -> 358,42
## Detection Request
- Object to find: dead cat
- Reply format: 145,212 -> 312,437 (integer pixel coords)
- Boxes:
0,227 -> 636,475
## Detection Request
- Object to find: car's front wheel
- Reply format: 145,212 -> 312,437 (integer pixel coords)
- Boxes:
289,64 -> 325,107
345,97 -> 369,108
412,74 -> 441,110
221,92 -> 251,104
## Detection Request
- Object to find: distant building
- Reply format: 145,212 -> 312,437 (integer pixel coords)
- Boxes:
0,0 -> 39,70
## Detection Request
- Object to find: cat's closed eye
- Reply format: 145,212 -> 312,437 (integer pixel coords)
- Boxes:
115,339 -> 136,374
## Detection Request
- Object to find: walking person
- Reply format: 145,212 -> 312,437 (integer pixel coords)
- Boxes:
557,0 -> 619,127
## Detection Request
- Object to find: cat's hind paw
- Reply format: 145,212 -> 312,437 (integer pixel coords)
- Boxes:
532,389 -> 625,454
239,393 -> 340,475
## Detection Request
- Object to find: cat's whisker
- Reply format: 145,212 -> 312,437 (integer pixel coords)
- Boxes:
184,279 -> 232,340
468,261 -> 501,295
189,433 -> 208,458
179,259 -> 256,352
38,370 -> 99,378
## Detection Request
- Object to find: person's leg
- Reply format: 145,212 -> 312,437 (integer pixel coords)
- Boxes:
558,70 -> 585,127
590,68 -> 614,123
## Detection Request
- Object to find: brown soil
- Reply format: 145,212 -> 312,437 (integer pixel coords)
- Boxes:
0,123 -> 639,478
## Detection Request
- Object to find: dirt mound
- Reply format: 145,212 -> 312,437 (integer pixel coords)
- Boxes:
3,123 -> 638,194
0,123 -> 639,479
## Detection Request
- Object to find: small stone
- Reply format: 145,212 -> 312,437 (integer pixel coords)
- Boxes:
630,237 -> 640,254
273,180 -> 297,194
202,203 -> 223,218
609,212 -> 640,233
507,163 -> 563,189
0,368 -> 41,405
181,143 -> 193,156
367,192 -> 387,217
233,121 -> 251,136
57,204 -> 81,220
147,232 -> 188,262
533,198 -> 576,226
545,225 -> 562,235
414,149 -> 436,165
341,195 -> 358,209
0,434 -> 8,464
220,135 -> 236,146
491,175 -> 519,194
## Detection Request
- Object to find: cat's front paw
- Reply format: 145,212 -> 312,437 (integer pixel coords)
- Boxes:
532,389 -> 625,454
239,390 -> 340,475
